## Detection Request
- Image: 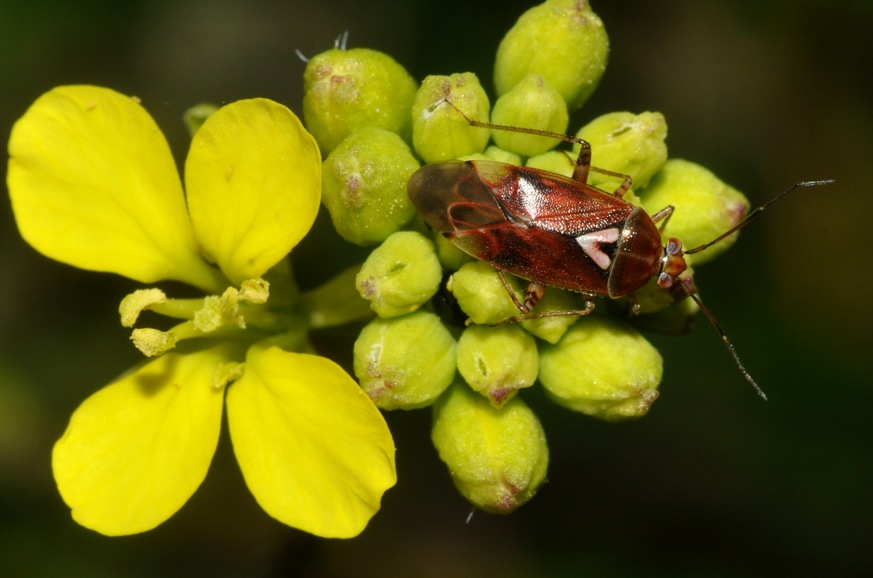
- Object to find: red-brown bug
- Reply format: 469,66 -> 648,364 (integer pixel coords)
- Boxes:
408,101 -> 834,399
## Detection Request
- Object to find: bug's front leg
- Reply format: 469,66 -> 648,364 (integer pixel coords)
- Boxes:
649,205 -> 675,232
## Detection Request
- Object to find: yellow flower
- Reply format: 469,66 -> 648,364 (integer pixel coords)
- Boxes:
7,85 -> 396,537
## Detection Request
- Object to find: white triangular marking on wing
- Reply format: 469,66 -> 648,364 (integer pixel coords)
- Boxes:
575,227 -> 620,270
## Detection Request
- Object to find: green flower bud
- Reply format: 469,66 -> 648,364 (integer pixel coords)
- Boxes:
354,311 -> 456,410
574,111 -> 668,189
356,231 -> 442,318
456,153 -> 490,162
494,0 -> 609,111
519,288 -> 582,344
456,324 -> 539,406
322,127 -> 420,245
526,150 -> 574,178
303,47 -> 417,153
183,103 -> 218,137
457,147 -> 522,166
432,381 -> 548,513
539,316 -> 662,421
640,159 -> 750,265
449,261 -> 519,325
491,74 -> 569,157
432,230 -> 474,271
483,145 -> 523,166
411,73 -> 491,162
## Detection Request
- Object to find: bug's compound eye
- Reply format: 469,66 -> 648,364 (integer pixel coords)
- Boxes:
657,272 -> 674,289
665,238 -> 683,255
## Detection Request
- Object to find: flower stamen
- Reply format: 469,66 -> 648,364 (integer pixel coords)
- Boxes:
119,288 -> 168,327
131,326 -> 181,357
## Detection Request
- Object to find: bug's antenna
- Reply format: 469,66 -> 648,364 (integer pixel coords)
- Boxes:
675,178 -> 836,398
686,179 -> 835,255
682,282 -> 768,400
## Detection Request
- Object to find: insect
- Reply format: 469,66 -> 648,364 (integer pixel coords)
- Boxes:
408,100 -> 834,399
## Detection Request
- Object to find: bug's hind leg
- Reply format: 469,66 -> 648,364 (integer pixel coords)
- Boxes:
492,271 -> 595,325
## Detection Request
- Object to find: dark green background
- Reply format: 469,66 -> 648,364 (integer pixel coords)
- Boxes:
2,1 -> 871,576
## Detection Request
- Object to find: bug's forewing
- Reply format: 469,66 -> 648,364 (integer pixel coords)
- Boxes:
475,164 -> 635,237
408,161 -> 507,233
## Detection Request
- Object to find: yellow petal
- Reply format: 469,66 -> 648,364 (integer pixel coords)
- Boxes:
185,99 -> 321,284
226,345 -> 396,537
7,85 -> 222,290
52,346 -> 233,535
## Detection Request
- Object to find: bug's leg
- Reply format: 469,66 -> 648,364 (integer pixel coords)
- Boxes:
495,299 -> 595,325
626,293 -> 642,316
571,139 -> 591,184
586,165 -> 634,198
440,98 -> 638,195
649,205 -> 675,232
496,269 -> 529,313
493,275 -> 596,325
529,295 -> 596,319
609,171 -> 633,198
522,281 -> 546,313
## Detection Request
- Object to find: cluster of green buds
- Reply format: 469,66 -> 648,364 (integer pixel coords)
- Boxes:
303,0 -> 751,513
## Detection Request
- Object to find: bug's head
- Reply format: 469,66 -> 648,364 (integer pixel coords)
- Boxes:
656,238 -> 694,300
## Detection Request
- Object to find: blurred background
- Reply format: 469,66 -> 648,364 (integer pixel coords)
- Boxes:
2,0 -> 871,576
